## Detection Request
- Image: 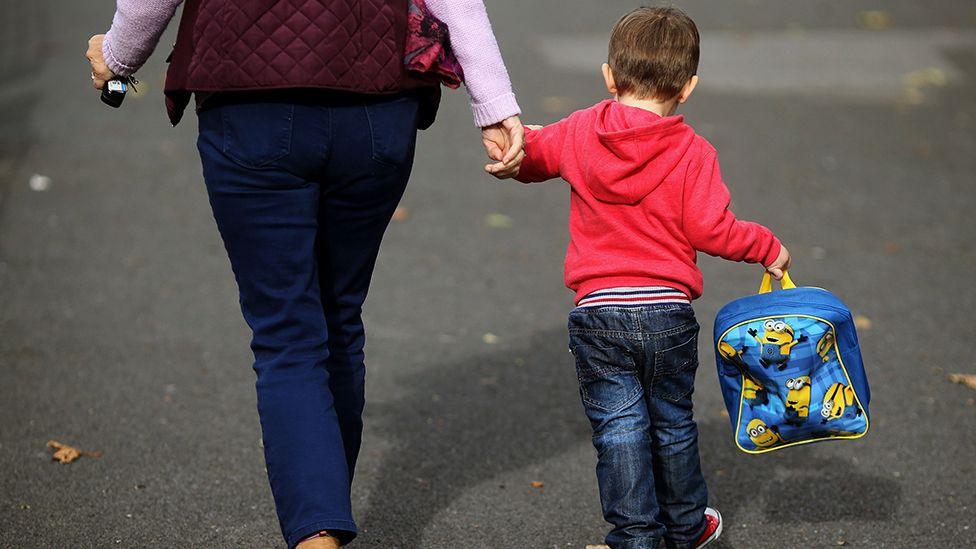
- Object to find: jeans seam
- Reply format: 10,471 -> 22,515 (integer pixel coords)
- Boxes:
650,321 -> 699,339
581,384 -> 643,413
322,104 -> 334,169
291,518 -> 358,531
363,102 -> 378,165
569,328 -> 641,340
631,310 -> 647,364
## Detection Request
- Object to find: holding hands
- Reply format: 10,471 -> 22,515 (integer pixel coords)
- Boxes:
482,115 -> 525,179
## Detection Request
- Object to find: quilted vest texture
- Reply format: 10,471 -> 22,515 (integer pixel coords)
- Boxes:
164,0 -> 413,125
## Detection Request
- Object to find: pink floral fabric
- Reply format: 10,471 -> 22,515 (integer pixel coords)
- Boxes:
405,0 -> 463,89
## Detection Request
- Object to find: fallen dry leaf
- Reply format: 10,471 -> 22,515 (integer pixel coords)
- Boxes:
856,10 -> 893,30
899,87 -> 925,106
912,142 -> 932,158
482,333 -> 499,345
46,440 -> 102,464
485,213 -> 513,229
585,545 -> 611,549
884,242 -> 902,254
392,206 -> 410,222
530,481 -> 544,489
947,373 -> 976,391
853,315 -> 873,330
903,67 -> 948,88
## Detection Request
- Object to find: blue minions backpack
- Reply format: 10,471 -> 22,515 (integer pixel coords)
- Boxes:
714,272 -> 870,453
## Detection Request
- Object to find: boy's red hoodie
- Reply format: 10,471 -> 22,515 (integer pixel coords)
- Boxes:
515,99 -> 780,302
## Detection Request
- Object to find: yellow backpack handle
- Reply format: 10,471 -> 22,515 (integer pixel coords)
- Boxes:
758,271 -> 797,294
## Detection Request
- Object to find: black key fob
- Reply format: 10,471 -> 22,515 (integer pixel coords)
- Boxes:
101,77 -> 129,108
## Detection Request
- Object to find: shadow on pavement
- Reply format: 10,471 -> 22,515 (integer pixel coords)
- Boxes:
698,418 -> 902,549
362,327 -> 901,547
362,327 -> 586,546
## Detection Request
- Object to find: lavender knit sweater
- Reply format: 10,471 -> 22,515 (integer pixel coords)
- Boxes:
102,0 -> 520,126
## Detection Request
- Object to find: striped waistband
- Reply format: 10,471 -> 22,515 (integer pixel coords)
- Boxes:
576,286 -> 691,308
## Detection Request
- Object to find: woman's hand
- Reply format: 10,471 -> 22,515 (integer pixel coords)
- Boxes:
482,115 -> 525,179
86,34 -> 115,90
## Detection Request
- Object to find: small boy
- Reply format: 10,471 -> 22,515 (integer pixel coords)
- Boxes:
499,7 -> 790,548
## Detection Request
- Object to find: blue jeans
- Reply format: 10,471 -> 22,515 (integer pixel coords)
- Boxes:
197,91 -> 420,547
568,304 -> 708,549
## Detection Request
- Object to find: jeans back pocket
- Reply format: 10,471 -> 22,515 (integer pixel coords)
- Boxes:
572,344 -> 643,413
365,95 -> 420,167
651,327 -> 700,403
220,102 -> 294,169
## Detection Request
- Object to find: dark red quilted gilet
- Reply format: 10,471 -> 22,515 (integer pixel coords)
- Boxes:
164,0 -> 409,125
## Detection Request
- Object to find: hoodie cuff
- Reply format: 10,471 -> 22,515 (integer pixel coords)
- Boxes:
102,32 -> 137,77
472,92 -> 520,127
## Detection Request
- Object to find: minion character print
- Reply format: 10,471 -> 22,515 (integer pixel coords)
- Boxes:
748,319 -> 808,371
820,382 -> 862,423
783,375 -> 812,426
746,418 -> 785,448
718,341 -> 769,407
816,330 -> 836,363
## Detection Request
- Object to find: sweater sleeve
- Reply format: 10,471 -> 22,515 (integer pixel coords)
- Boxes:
425,0 -> 520,127
682,151 -> 782,266
513,117 -> 574,183
102,0 -> 184,77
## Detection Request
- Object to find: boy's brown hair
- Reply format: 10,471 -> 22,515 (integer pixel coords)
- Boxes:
608,6 -> 700,100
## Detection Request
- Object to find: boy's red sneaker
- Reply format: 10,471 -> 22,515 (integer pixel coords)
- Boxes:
694,507 -> 723,548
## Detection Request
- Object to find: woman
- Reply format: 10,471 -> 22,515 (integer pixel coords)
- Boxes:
86,1 -> 524,547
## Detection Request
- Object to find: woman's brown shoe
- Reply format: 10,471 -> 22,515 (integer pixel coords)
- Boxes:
296,531 -> 340,549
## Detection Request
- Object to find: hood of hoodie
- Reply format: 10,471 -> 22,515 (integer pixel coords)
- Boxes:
586,100 -> 696,205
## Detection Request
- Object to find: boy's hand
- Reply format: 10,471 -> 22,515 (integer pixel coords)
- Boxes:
765,244 -> 791,280
482,115 -> 524,179
525,124 -> 543,131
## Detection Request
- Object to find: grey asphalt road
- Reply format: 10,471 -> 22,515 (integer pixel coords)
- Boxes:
1,1 -> 975,548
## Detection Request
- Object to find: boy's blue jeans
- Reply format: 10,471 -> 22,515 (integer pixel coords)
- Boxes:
196,90 -> 420,548
568,304 -> 709,549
